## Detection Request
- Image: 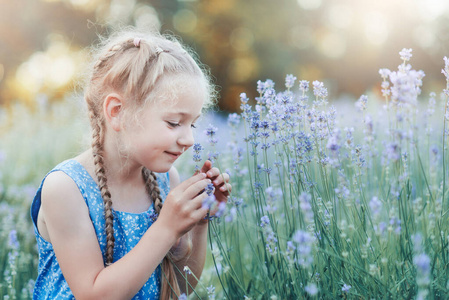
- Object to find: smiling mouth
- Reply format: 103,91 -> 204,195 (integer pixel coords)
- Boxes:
165,151 -> 182,159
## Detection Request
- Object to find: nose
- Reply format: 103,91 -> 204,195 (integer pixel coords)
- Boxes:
178,127 -> 195,150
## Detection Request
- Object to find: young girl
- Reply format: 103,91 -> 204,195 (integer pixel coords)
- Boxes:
30,28 -> 231,299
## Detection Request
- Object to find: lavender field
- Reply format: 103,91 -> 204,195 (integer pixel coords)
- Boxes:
2,49 -> 449,299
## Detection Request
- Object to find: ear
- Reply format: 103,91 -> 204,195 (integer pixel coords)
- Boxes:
103,93 -> 124,132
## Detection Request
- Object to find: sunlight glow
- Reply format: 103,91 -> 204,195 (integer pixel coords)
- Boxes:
134,5 -> 161,31
173,9 -> 197,33
15,35 -> 83,96
327,4 -> 353,29
363,11 -> 389,46
318,31 -> 346,59
297,0 -> 322,10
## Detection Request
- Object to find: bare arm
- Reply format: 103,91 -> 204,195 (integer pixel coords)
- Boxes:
41,170 -> 209,300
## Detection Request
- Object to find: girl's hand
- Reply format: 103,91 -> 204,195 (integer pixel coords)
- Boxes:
199,160 -> 232,204
157,173 -> 210,238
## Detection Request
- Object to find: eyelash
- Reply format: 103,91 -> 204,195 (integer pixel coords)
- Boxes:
167,122 -> 197,129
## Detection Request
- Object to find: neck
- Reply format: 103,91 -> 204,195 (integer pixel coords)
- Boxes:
102,138 -> 144,185
78,146 -> 143,187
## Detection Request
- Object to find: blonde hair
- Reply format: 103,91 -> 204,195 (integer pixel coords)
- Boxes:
84,27 -> 215,299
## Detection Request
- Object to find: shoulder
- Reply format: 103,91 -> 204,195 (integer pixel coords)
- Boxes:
40,171 -> 90,228
168,166 -> 181,189
42,170 -> 82,199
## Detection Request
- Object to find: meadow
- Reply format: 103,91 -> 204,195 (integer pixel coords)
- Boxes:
1,49 -> 449,299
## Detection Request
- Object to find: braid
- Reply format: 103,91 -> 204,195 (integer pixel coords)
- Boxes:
142,168 -> 181,299
90,109 -> 115,266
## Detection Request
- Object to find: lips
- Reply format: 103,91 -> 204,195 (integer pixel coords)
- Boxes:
165,151 -> 183,160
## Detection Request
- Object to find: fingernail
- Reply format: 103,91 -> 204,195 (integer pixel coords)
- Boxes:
200,173 -> 207,178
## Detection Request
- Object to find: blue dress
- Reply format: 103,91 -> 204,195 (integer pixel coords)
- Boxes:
30,159 -> 170,299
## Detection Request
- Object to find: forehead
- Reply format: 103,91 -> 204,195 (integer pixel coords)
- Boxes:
151,74 -> 206,113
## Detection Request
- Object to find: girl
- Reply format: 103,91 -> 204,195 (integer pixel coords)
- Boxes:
30,28 -> 231,299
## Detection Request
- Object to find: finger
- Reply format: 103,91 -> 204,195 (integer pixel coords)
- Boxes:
191,191 -> 210,209
184,178 -> 212,199
175,172 -> 207,191
200,160 -> 213,174
212,172 -> 230,186
218,182 -> 232,193
206,167 -> 220,179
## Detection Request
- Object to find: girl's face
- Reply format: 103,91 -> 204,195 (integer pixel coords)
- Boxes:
123,75 -> 205,173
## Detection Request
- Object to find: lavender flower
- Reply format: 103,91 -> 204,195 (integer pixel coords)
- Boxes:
285,74 -> 297,89
292,230 -> 315,268
305,283 -> 318,296
355,95 -> 368,111
205,124 -> 218,146
207,285 -> 216,299
215,202 -> 226,218
205,183 -> 215,196
183,266 -> 192,275
369,196 -> 382,217
299,80 -> 309,93
257,79 -> 275,94
227,113 -> 241,128
399,48 -> 412,62
299,192 -> 314,223
225,206 -> 237,223
8,229 -> 19,250
342,283 -> 351,293
202,194 -> 216,210
312,80 -> 328,101
379,68 -> 391,80
240,92 -> 249,104
260,215 -> 270,227
414,253 -> 431,286
179,293 -> 187,300
192,143 -> 204,171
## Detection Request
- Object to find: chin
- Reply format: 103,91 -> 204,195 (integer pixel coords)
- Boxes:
147,164 -> 172,174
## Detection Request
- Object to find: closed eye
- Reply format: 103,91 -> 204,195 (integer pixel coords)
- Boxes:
167,121 -> 180,127
191,124 -> 197,129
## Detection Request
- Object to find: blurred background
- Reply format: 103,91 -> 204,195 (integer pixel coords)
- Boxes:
1,0 -> 449,112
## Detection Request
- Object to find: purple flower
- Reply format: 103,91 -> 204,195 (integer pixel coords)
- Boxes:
379,68 -> 391,79
202,195 -> 216,210
179,293 -> 187,300
399,48 -> 412,62
8,229 -> 19,250
342,283 -> 351,293
240,92 -> 249,104
205,183 -> 215,196
192,143 -> 204,171
299,80 -> 309,93
205,124 -> 218,146
442,56 -> 449,79
305,283 -> 318,296
414,253 -> 430,273
225,206 -> 237,223
227,113 -> 241,128
355,95 -> 368,111
285,74 -> 297,89
215,202 -> 226,218
260,215 -> 270,227
312,80 -> 328,99
292,230 -> 315,268
369,196 -> 382,216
